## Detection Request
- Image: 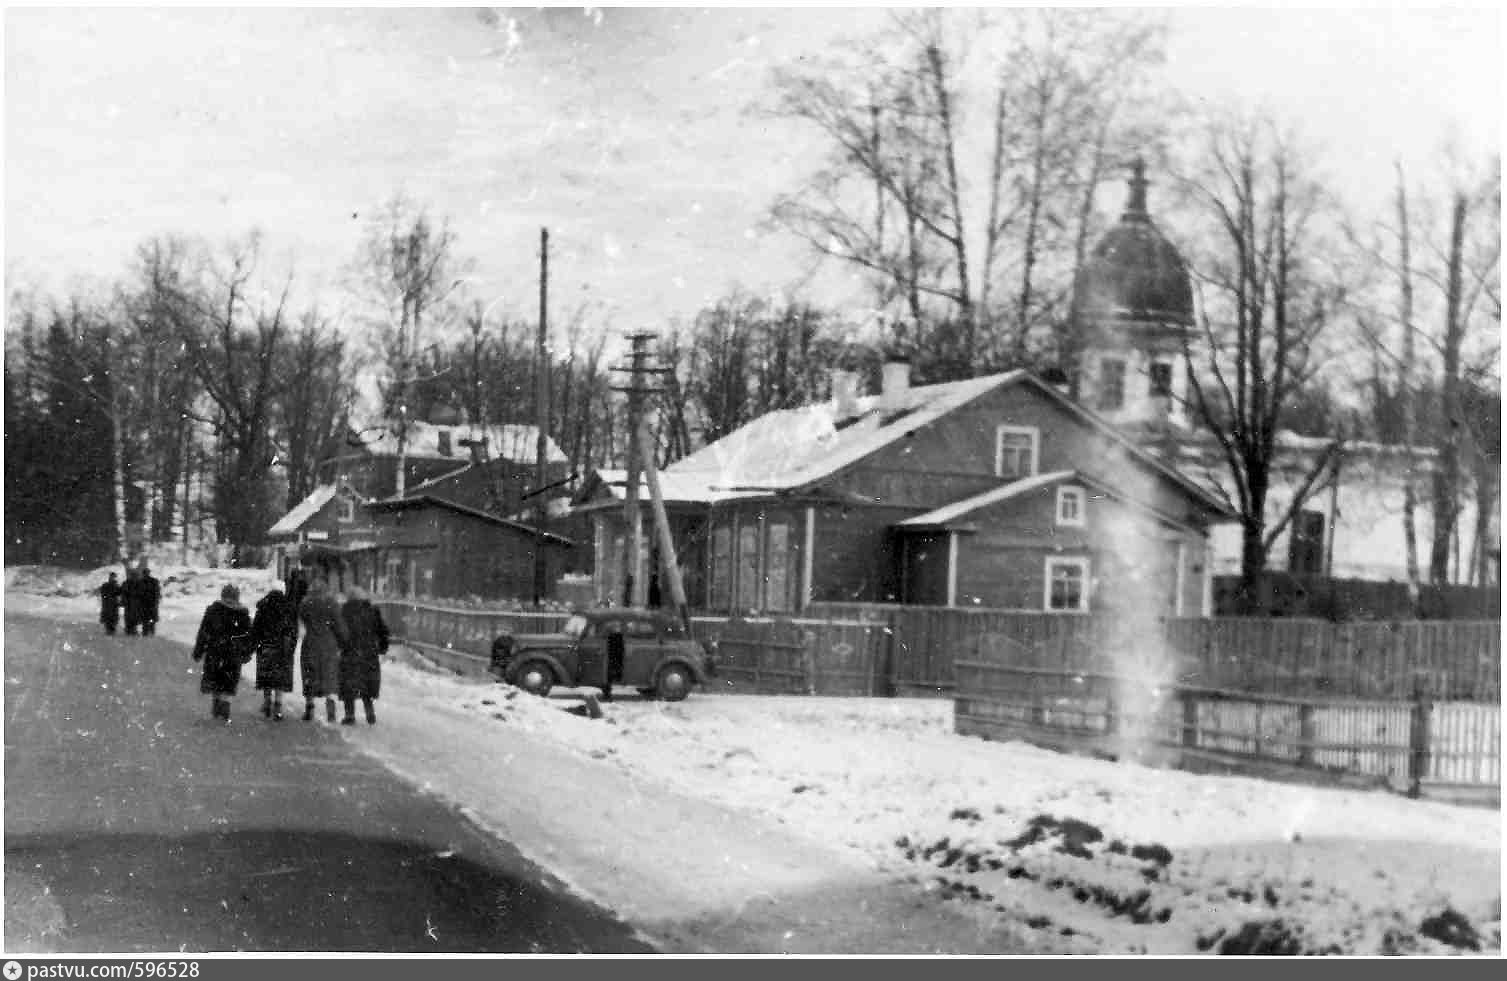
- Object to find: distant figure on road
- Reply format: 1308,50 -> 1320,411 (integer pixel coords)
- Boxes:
251,582 -> 299,721
139,566 -> 162,636
338,585 -> 389,726
121,567 -> 145,635
298,576 -> 347,723
98,572 -> 122,635
192,584 -> 254,722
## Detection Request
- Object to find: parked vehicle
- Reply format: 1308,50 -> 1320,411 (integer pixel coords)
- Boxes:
489,608 -> 716,701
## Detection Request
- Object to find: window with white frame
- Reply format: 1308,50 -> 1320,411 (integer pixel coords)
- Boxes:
1045,557 -> 1090,612
338,494 -> 356,523
995,426 -> 1039,480
1056,486 -> 1086,527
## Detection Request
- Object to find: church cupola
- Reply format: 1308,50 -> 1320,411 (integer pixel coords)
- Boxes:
1073,158 -> 1195,433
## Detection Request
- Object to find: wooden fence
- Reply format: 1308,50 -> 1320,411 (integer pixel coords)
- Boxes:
1214,573 -> 1501,620
811,603 -> 1501,702
377,599 -> 892,696
953,658 -> 1501,796
380,598 -> 1499,703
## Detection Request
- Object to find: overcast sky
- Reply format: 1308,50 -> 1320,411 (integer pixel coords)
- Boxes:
5,5 -> 1501,336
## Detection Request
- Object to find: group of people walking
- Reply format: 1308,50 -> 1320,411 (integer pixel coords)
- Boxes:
183,569 -> 390,726
97,566 -> 161,636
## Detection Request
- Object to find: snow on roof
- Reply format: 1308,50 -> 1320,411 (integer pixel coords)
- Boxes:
355,419 -> 567,465
580,468 -> 766,507
266,484 -> 337,537
898,471 -> 1076,528
405,463 -> 474,496
663,371 -> 1026,497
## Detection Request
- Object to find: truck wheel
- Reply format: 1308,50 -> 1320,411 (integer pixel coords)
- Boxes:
515,661 -> 555,697
655,664 -> 692,702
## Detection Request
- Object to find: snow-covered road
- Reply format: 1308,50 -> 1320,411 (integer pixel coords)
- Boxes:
7,564 -> 1501,955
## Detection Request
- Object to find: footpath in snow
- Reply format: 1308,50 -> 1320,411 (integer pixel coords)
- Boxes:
6,565 -> 1501,955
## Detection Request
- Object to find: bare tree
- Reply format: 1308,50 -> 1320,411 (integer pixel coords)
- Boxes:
351,194 -> 469,495
272,310 -> 354,510
1178,114 -> 1348,602
768,8 -> 1167,376
1394,163 -> 1424,601
175,235 -> 292,561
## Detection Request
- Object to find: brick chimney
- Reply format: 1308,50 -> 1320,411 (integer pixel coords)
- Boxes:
829,369 -> 861,419
880,357 -> 911,413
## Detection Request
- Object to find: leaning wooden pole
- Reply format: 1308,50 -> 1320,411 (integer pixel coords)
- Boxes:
639,412 -> 690,631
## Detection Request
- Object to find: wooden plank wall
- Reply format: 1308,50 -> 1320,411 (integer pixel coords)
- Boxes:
812,602 -> 1500,702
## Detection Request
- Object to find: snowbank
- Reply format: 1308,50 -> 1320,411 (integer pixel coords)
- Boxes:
7,567 -> 1501,955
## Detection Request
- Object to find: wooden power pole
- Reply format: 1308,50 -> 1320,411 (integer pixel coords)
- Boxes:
532,227 -> 550,606
612,330 -> 688,624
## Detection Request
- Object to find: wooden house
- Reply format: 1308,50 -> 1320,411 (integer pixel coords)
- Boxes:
266,415 -> 578,601
267,487 -> 574,602
575,364 -> 1233,615
319,417 -> 570,514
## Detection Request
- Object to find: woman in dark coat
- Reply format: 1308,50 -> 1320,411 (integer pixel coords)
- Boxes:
121,567 -> 144,636
338,585 -> 388,725
192,584 -> 253,722
251,584 -> 298,720
98,572 -> 122,635
297,576 -> 347,723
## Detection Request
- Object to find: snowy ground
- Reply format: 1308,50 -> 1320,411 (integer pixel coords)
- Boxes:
6,565 -> 1502,955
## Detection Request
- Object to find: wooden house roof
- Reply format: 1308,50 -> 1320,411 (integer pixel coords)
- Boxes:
266,484 -> 338,538
349,419 -> 567,465
364,494 -> 577,547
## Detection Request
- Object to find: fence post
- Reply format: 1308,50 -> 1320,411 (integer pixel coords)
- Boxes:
1407,672 -> 1432,799
802,628 -> 818,696
1297,702 -> 1316,767
1180,689 -> 1198,749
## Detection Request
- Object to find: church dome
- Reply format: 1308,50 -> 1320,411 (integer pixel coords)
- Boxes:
1075,159 -> 1193,327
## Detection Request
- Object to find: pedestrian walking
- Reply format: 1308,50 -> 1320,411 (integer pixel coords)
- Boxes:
121,567 -> 145,636
98,572 -> 122,635
191,584 -> 254,722
251,582 -> 299,720
297,575 -> 347,723
139,566 -> 162,636
338,585 -> 388,726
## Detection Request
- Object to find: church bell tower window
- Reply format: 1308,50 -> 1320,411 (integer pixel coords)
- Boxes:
1098,359 -> 1126,412
1150,361 -> 1174,398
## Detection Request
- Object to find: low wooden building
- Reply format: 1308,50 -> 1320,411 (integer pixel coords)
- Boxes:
576,364 -> 1232,616
268,487 -> 574,602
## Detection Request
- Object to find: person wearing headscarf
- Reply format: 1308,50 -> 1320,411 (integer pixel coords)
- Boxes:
338,585 -> 389,725
251,581 -> 299,720
297,575 -> 347,723
192,584 -> 254,722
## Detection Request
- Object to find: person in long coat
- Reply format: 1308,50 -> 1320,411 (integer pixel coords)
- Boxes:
121,567 -> 144,636
298,576 -> 347,723
139,566 -> 162,636
338,585 -> 389,726
192,584 -> 253,722
251,583 -> 298,720
98,572 -> 122,635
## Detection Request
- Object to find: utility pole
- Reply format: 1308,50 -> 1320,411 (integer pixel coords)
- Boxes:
611,330 -> 688,625
533,227 -> 550,606
616,331 -> 654,608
